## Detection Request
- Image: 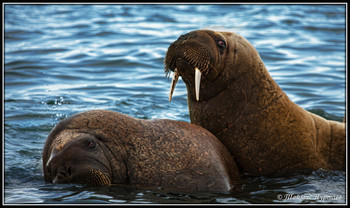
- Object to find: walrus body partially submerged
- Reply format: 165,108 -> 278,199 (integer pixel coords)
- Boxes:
165,29 -> 346,176
43,110 -> 240,192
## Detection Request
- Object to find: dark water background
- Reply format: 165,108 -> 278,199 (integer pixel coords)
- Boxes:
3,4 -> 347,204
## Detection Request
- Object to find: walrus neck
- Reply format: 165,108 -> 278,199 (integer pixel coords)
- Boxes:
189,60 -> 285,130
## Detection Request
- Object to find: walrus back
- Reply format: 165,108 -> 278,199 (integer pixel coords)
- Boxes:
43,110 -> 241,192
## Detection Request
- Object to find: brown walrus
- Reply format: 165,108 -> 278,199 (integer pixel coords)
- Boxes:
164,29 -> 346,176
42,110 -> 240,192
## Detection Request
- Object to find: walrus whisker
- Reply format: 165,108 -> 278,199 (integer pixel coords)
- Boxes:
209,63 -> 219,75
89,169 -> 111,186
203,67 -> 210,75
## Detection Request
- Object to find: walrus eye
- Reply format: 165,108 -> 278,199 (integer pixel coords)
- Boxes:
88,140 -> 95,148
217,40 -> 226,49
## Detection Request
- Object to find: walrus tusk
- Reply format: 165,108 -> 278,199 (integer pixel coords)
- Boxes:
195,67 -> 202,101
169,68 -> 179,102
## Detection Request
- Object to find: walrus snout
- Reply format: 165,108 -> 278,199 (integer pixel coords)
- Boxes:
51,165 -> 72,183
51,165 -> 111,186
165,30 -> 222,102
47,155 -> 112,186
165,31 -> 212,74
45,152 -> 75,184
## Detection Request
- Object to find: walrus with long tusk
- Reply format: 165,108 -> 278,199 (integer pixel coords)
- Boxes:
42,110 -> 240,192
164,29 -> 346,176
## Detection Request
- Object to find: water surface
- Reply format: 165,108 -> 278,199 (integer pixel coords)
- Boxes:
4,3 -> 346,204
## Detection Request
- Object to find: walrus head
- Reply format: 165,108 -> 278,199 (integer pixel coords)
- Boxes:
44,134 -> 116,186
165,29 -> 257,102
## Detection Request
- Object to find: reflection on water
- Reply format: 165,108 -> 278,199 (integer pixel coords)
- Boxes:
4,4 -> 346,204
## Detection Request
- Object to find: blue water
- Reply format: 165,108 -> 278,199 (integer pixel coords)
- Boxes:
4,4 -> 346,204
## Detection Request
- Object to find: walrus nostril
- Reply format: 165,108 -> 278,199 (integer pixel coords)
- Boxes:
59,171 -> 67,178
67,166 -> 72,176
53,167 -> 69,183
54,166 -> 71,182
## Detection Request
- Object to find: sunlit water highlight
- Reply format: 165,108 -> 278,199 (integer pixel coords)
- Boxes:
4,4 -> 346,204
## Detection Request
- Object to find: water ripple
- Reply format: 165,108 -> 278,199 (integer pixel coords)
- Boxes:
4,4 -> 346,204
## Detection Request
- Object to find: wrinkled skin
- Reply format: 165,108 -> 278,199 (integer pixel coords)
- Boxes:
164,29 -> 346,176
43,110 -> 241,192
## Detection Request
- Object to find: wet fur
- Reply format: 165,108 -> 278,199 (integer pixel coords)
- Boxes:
164,30 -> 346,176
43,110 -> 241,192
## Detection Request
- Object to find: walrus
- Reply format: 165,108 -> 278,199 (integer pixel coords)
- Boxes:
42,110 -> 241,192
164,29 -> 346,176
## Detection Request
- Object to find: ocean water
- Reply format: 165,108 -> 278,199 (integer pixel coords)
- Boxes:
3,3 -> 346,204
